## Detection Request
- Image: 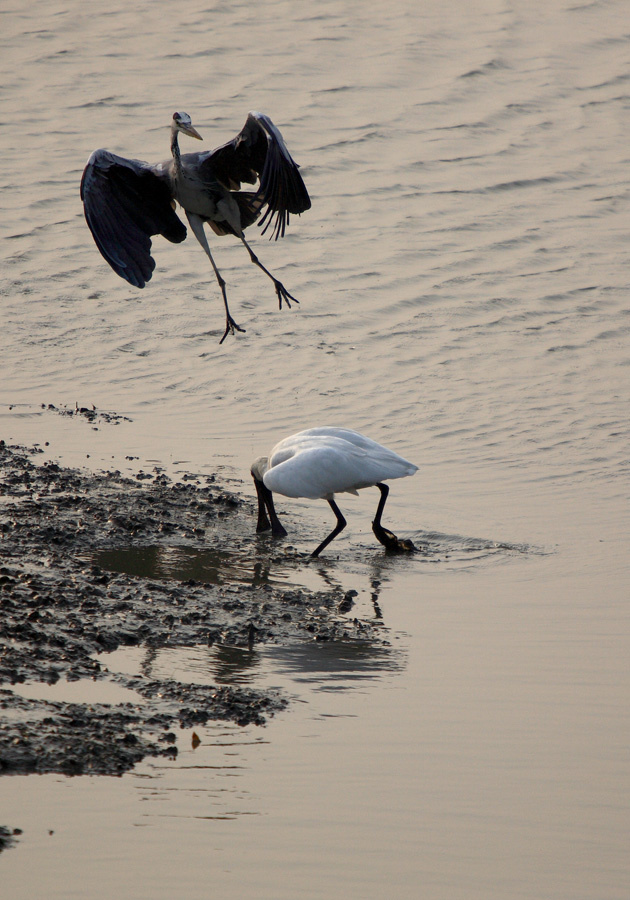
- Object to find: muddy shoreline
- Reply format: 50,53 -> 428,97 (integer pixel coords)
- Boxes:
0,439 -> 377,780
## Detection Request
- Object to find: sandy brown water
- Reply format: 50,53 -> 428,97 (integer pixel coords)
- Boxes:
1,0 -> 630,897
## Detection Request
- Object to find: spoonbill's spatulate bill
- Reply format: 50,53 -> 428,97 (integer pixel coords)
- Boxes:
81,111 -> 311,344
251,427 -> 418,557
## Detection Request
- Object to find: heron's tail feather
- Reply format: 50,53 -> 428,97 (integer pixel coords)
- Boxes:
234,192 -> 264,228
207,192 -> 264,236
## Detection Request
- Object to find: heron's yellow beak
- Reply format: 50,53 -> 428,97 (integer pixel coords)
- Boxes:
183,124 -> 203,141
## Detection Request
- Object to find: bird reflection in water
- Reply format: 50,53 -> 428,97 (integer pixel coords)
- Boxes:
145,639 -> 404,689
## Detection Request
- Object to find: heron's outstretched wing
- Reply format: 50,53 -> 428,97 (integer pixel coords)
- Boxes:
205,112 -> 311,240
80,149 -> 187,288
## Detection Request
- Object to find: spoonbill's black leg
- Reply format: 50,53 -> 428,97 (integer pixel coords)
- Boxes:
372,483 -> 416,552
311,498 -> 347,558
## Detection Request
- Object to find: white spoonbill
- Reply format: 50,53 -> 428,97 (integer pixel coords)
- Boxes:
250,427 -> 418,557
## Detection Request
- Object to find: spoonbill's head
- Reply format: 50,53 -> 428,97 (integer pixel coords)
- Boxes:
250,457 -> 269,484
171,111 -> 203,141
251,457 -> 286,537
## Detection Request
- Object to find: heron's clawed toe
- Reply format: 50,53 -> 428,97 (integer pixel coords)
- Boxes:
372,522 -> 416,553
219,315 -> 246,345
274,280 -> 300,310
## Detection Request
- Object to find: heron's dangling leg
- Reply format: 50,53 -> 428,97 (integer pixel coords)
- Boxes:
311,499 -> 347,558
372,482 -> 416,553
253,478 -> 287,537
186,212 -> 246,343
239,235 -> 301,310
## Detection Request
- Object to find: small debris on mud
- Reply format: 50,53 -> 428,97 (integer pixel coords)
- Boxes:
0,440 -> 380,777
42,403 -> 132,426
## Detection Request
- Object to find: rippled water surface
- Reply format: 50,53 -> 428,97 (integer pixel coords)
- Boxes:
1,1 -> 629,897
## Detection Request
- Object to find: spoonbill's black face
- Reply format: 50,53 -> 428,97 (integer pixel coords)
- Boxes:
252,473 -> 287,538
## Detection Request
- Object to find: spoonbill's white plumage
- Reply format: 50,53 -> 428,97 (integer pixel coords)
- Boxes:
251,427 -> 418,557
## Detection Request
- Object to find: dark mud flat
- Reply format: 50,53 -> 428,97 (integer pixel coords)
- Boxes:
0,825 -> 21,853
0,441 -> 376,778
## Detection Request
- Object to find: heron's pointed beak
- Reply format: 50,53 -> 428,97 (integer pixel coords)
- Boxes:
183,125 -> 203,141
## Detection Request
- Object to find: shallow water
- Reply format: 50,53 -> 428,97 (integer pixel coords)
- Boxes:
1,0 -> 630,897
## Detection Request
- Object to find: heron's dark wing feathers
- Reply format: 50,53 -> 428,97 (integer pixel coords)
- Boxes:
80,149 -> 186,288
205,119 -> 265,189
205,112 -> 311,240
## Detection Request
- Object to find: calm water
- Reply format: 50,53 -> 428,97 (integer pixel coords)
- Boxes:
1,0 -> 629,897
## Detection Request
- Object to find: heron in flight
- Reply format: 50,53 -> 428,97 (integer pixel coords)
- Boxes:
251,427 -> 418,558
80,111 -> 311,343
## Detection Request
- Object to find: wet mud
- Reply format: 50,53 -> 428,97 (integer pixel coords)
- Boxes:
0,825 -> 22,853
0,440 -> 374,778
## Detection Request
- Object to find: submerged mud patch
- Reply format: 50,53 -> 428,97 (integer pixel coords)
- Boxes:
87,543 -> 302,588
0,441 -> 376,777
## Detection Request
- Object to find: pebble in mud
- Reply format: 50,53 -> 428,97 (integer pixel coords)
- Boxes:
0,441 -> 382,777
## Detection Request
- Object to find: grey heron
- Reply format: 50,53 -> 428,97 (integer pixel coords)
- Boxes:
80,111 -> 311,343
251,427 -> 418,557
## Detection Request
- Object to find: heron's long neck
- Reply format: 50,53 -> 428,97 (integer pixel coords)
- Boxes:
170,128 -> 182,176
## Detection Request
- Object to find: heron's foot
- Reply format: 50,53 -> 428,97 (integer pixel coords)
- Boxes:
219,314 -> 246,345
372,522 -> 416,553
273,279 -> 300,310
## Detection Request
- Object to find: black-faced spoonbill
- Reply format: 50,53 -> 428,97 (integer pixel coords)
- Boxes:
81,111 -> 311,344
250,427 -> 418,558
